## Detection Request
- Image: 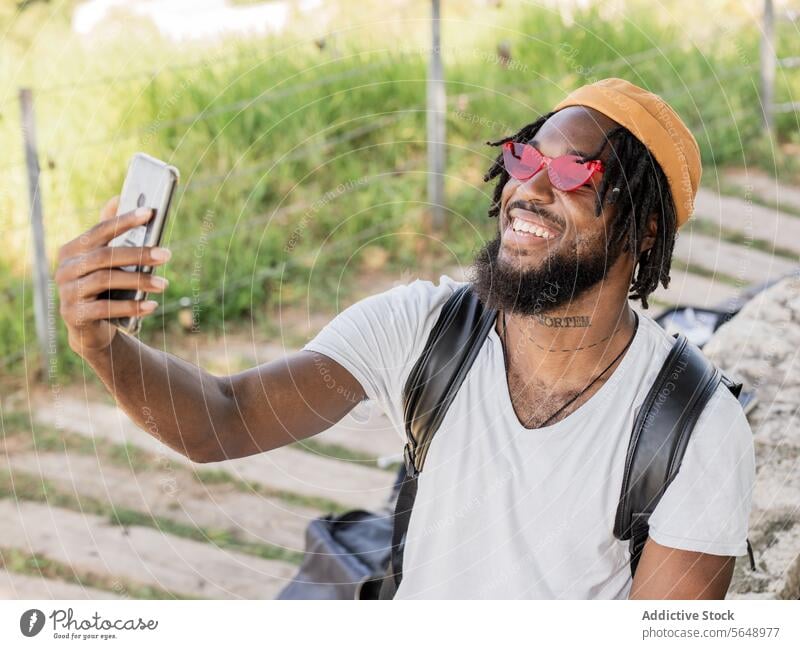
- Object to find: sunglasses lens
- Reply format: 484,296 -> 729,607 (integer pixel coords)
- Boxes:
549,155 -> 594,190
502,142 -> 543,180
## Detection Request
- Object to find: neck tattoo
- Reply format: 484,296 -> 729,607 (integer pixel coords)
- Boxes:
534,313 -> 592,328
504,310 -> 628,353
500,309 -> 639,427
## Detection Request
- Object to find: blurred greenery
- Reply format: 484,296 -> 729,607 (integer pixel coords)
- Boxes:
1,0 -> 798,379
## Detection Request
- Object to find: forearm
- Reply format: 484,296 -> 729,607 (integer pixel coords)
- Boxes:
81,330 -> 228,462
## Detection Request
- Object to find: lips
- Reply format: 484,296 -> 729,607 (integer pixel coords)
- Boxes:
506,207 -> 563,237
501,207 -> 563,248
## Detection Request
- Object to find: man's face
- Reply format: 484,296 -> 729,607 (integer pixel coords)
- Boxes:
471,106 -> 629,315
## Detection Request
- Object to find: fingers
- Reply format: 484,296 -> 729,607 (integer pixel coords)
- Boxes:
70,269 -> 169,300
93,206 -> 155,247
55,245 -> 171,284
62,298 -> 159,328
100,195 -> 120,222
57,207 -> 154,265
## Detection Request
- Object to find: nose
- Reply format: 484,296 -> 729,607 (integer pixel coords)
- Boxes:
513,162 -> 556,206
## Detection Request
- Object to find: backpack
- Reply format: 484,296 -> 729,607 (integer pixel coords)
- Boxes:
374,283 -> 756,599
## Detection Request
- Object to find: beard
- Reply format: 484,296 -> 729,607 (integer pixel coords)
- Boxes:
468,228 -> 625,316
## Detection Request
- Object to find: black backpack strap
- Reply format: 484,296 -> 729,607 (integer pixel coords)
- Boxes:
402,283 -> 497,477
378,284 -> 496,599
377,467 -> 418,599
614,332 -> 756,577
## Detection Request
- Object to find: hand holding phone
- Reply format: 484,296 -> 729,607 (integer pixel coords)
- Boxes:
55,153 -> 179,356
97,153 -> 179,334
55,199 -> 171,356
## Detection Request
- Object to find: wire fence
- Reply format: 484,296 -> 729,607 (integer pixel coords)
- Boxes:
5,3 -> 798,377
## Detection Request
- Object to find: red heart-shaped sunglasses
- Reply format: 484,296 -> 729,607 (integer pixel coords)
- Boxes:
502,141 -> 605,191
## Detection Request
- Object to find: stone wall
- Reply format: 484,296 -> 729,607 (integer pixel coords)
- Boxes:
702,273 -> 800,599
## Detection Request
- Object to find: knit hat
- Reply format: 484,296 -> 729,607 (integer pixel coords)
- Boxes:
552,77 -> 701,227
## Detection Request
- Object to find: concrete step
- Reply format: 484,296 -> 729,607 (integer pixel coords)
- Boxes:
722,169 -> 800,215
693,188 -> 800,257
1,451 -> 321,556
0,499 -> 297,599
32,394 -> 393,511
0,569 -> 121,599
647,268 -> 741,310
673,230 -> 798,287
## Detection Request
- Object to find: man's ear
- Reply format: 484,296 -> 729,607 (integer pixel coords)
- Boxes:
639,211 -> 658,254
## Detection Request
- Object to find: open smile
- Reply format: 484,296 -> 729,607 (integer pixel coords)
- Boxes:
502,207 -> 563,246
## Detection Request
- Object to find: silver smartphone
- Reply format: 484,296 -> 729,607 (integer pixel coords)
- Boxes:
99,152 -> 179,335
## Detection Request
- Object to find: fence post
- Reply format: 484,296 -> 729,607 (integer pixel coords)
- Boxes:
760,0 -> 775,140
19,87 -> 56,381
427,0 -> 446,231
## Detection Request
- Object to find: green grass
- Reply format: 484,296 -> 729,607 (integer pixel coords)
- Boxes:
670,259 -> 743,287
0,467 -> 305,566
290,437 -> 396,472
2,414 -> 165,472
108,509 -> 304,565
713,178 -> 800,220
0,545 -> 190,600
2,408 -> 351,514
689,218 -> 800,261
194,467 -> 350,514
3,1 -> 800,380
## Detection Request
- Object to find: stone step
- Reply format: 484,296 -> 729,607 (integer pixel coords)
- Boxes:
693,188 -> 800,257
1,451 -> 320,556
0,499 -> 297,599
0,569 -> 121,599
673,230 -> 798,287
647,268 -> 741,311
722,169 -> 800,215
32,393 -> 394,511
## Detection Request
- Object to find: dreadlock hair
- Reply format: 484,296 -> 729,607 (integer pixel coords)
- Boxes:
482,110 -> 678,310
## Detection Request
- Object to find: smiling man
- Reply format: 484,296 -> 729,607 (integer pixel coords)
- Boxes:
58,77 -> 755,600
299,77 -> 755,599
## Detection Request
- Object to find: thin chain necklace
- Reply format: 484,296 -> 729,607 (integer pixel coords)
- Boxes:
501,309 -> 639,428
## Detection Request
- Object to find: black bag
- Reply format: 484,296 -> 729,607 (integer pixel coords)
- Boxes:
276,470 -> 404,600
276,510 -> 393,600
281,284 -> 757,599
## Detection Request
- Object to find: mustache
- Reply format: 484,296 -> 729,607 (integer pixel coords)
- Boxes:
505,200 -> 564,231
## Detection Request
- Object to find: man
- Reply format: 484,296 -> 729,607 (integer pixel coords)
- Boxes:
56,77 -> 755,600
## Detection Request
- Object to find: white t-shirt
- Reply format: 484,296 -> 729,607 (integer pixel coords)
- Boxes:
302,275 -> 756,599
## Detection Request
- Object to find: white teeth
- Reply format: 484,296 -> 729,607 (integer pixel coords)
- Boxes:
512,218 -> 554,239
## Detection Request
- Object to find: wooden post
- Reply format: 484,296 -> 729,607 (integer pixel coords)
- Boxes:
427,0 -> 446,232
760,0 -> 775,140
19,87 -> 56,381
